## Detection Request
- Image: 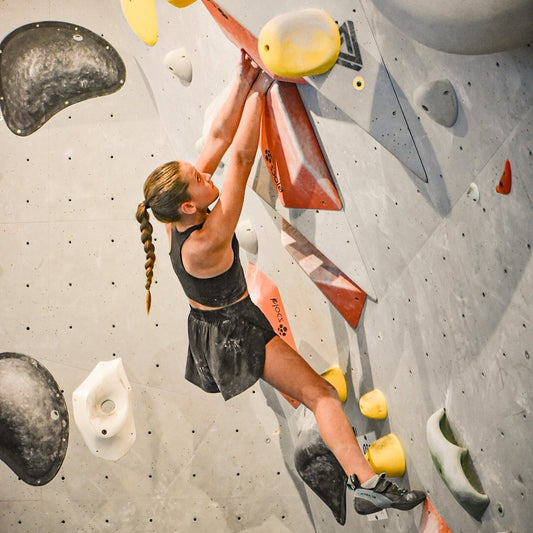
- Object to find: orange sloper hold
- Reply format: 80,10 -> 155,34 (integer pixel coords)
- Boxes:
418,498 -> 453,533
200,0 -> 305,84
261,81 -> 342,210
281,220 -> 367,328
496,159 -> 512,194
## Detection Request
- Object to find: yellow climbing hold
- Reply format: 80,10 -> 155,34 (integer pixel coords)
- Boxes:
359,388 -> 388,419
258,8 -> 341,78
353,76 -> 365,91
321,366 -> 347,403
365,433 -> 406,477
120,0 -> 158,46
166,0 -> 197,7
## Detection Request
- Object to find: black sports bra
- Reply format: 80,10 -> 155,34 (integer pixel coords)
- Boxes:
169,222 -> 247,307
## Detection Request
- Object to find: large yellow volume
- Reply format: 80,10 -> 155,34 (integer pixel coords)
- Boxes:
258,8 -> 340,78
120,0 -> 158,46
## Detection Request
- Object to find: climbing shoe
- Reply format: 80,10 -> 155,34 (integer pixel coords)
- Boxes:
350,473 -> 426,515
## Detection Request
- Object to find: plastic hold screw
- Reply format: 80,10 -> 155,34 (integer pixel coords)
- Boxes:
426,408 -> 490,520
496,159 -> 512,195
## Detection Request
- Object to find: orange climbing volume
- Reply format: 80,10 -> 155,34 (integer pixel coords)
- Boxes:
200,0 -> 305,83
246,262 -> 300,408
261,81 -> 342,210
418,498 -> 452,533
281,220 -> 366,328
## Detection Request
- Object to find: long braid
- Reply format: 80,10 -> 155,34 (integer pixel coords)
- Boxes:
136,202 -> 156,313
137,161 -> 190,313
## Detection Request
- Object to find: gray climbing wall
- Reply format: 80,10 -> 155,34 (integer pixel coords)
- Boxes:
0,1 -> 311,531
0,1 -> 532,533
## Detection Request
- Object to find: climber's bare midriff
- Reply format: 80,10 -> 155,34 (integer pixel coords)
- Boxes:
188,289 -> 249,311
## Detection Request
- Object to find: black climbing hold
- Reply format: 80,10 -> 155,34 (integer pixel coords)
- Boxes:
0,352 -> 69,485
294,408 -> 347,525
0,21 -> 126,135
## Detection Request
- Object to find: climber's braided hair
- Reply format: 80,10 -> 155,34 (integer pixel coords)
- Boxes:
136,161 -> 191,313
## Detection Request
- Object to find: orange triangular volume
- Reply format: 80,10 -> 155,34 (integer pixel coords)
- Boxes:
418,498 -> 453,533
281,220 -> 366,328
496,159 -> 512,194
200,0 -> 305,83
246,262 -> 300,408
261,81 -> 343,210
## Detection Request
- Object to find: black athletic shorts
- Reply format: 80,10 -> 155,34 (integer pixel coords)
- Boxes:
185,296 -> 277,400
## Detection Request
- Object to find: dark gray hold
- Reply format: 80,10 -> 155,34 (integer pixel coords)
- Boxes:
0,353 -> 69,485
0,21 -> 126,135
294,408 -> 347,525
414,79 -> 458,127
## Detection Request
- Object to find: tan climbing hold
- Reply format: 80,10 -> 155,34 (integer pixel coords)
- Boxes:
321,367 -> 348,403
359,389 -> 388,419
365,433 -> 406,478
120,0 -> 158,46
258,8 -> 340,78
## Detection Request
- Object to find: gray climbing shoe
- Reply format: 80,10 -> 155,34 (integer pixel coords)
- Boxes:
350,473 -> 426,515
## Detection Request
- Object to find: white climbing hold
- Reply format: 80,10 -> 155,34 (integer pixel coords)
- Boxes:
164,48 -> 192,84
236,220 -> 258,255
426,408 -> 490,520
72,358 -> 136,461
466,183 -> 480,203
414,79 -> 458,127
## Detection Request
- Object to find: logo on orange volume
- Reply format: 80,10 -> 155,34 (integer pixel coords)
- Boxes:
264,149 -> 283,193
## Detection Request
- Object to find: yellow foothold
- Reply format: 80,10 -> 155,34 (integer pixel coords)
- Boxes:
321,366 -> 348,403
166,0 -> 197,7
353,76 -> 365,90
359,389 -> 388,419
365,433 -> 406,477
258,8 -> 341,78
120,0 -> 158,46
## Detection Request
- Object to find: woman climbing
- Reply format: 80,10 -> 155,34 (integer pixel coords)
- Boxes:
136,50 -> 425,517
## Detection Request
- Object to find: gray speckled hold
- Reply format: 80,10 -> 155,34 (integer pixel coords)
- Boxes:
414,79 -> 458,127
0,21 -> 126,135
294,407 -> 347,525
0,353 -> 69,485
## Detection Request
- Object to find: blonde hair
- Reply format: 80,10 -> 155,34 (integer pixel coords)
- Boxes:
136,161 -> 191,313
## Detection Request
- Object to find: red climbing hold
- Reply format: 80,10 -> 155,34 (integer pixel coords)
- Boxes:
496,159 -> 512,195
281,220 -> 366,328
